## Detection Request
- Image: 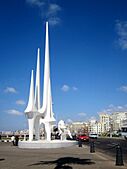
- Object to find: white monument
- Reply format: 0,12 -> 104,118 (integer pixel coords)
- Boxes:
58,120 -> 72,140
19,22 -> 77,148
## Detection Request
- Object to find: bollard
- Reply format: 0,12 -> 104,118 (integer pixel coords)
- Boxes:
78,139 -> 82,147
116,144 -> 124,166
90,141 -> 95,153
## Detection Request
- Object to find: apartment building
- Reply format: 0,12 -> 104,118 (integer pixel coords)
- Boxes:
68,122 -> 88,134
99,113 -> 110,133
110,112 -> 127,131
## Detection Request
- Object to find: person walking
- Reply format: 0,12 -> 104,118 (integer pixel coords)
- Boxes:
11,135 -> 15,146
15,135 -> 19,146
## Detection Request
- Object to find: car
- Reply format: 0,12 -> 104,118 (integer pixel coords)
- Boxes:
89,133 -> 98,139
76,134 -> 89,142
121,126 -> 127,140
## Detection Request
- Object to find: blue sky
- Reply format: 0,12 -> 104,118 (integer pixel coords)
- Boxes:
1,0 -> 127,131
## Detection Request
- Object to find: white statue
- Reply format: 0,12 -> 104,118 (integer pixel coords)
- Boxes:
58,120 -> 72,140
25,22 -> 56,142
18,22 -> 78,149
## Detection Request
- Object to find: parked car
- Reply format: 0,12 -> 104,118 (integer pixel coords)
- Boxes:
121,126 -> 127,140
89,133 -> 98,139
76,134 -> 89,142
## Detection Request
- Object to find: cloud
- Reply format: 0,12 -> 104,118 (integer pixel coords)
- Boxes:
26,0 -> 45,6
61,85 -> 78,92
78,112 -> 87,117
61,85 -> 70,92
16,100 -> 25,105
108,104 -> 114,108
115,20 -> 127,50
66,119 -> 73,124
89,116 -> 97,121
47,4 -> 61,16
48,17 -> 61,26
4,87 -> 17,94
72,86 -> 78,91
6,109 -> 23,116
102,104 -> 127,113
119,85 -> 127,93
26,0 -> 61,26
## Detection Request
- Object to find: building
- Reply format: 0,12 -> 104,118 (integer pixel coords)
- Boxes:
88,114 -> 110,135
97,122 -> 102,134
68,122 -> 88,134
88,119 -> 98,134
110,112 -> 127,131
99,113 -> 110,133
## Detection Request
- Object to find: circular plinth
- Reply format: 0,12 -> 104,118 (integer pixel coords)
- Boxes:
18,140 -> 78,149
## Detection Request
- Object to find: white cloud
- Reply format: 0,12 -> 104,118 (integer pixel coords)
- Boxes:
66,119 -> 73,124
117,106 -> 123,109
78,112 -> 87,116
89,116 -> 97,121
61,85 -> 70,92
6,109 -> 23,116
115,20 -> 127,50
108,104 -> 114,108
47,4 -> 61,16
26,0 -> 61,26
61,85 -> 78,92
119,85 -> 127,93
102,104 -> 127,113
16,100 -> 25,105
26,0 -> 45,7
48,17 -> 61,26
72,86 -> 78,91
4,87 -> 17,94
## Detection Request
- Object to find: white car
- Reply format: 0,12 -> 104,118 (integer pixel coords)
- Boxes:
121,126 -> 127,140
89,133 -> 98,139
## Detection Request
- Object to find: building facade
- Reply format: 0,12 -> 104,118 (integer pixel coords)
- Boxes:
110,112 -> 127,131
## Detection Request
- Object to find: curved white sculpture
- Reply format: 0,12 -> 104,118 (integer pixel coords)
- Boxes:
19,22 -> 77,148
25,22 -> 56,142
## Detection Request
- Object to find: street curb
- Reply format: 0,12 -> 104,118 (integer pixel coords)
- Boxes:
0,140 -> 12,143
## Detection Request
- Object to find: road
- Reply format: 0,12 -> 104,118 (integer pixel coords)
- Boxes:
1,142 -> 126,169
84,137 -> 127,163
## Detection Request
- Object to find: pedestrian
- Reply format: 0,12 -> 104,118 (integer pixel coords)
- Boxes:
11,135 -> 15,146
15,135 -> 19,146
78,139 -> 82,147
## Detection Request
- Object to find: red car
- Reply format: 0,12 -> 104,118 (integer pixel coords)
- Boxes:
76,134 -> 89,142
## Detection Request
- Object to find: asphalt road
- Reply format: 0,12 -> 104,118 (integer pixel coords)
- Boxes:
84,137 -> 127,163
1,141 -> 127,169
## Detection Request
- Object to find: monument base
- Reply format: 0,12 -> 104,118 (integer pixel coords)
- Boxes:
18,140 -> 77,149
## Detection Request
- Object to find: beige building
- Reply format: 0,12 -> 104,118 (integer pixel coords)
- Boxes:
97,122 -> 102,134
88,114 -> 110,134
99,114 -> 110,133
88,119 -> 98,134
68,122 -> 88,134
110,112 -> 127,131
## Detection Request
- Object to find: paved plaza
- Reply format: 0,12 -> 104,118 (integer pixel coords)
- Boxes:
0,142 -> 126,169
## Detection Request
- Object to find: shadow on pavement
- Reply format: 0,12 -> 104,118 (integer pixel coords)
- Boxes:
29,157 -> 95,169
0,158 -> 5,161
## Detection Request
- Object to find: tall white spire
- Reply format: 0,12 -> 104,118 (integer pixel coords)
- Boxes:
25,70 -> 36,113
24,22 -> 56,142
34,48 -> 41,109
46,78 -> 55,121
43,22 -> 50,109
39,22 -> 50,115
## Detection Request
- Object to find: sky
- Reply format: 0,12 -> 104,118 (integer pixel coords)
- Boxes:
1,0 -> 127,131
